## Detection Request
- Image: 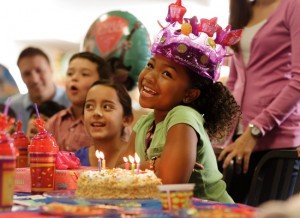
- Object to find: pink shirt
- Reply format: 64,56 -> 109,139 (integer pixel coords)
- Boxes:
227,0 -> 300,151
46,107 -> 91,151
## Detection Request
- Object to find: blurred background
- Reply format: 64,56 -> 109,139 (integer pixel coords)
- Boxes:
0,0 -> 229,95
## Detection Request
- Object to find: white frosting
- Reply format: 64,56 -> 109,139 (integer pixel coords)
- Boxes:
76,168 -> 161,199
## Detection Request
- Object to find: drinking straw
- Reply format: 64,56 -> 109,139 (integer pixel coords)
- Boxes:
34,103 -> 40,118
17,112 -> 22,121
3,97 -> 12,115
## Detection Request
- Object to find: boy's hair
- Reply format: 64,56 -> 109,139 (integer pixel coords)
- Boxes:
185,71 -> 240,142
88,79 -> 133,118
17,47 -> 50,65
29,101 -> 65,118
69,52 -> 110,80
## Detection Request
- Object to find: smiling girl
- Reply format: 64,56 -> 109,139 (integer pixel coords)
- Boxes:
75,80 -> 133,168
125,1 -> 242,203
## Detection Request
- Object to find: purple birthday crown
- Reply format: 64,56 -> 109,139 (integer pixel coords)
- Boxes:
151,0 -> 242,81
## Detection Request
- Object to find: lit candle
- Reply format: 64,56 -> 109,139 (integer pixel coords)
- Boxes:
100,151 -> 106,169
123,157 -> 130,170
135,153 -> 140,174
95,150 -> 102,171
128,155 -> 135,174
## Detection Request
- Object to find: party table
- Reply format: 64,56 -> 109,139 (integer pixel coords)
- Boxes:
0,192 -> 257,218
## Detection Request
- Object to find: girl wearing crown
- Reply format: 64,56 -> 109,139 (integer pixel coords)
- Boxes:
125,1 -> 241,203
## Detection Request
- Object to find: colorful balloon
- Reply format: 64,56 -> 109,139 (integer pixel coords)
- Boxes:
0,64 -> 18,103
82,11 -> 151,91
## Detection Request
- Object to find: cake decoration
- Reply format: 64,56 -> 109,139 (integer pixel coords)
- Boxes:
152,0 -> 242,81
76,168 -> 161,199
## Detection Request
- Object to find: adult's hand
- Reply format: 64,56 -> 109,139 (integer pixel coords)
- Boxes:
218,127 -> 258,173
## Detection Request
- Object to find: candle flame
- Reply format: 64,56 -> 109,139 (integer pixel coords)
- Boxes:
128,155 -> 135,164
95,150 -> 101,159
99,151 -> 105,159
135,153 -> 140,163
123,157 -> 128,162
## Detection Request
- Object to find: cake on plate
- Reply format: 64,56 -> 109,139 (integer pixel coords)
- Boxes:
75,168 -> 162,199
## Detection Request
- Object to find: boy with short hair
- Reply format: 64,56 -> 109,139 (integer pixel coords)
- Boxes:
46,52 -> 109,151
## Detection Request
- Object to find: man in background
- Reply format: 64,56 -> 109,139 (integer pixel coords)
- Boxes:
10,47 -> 70,131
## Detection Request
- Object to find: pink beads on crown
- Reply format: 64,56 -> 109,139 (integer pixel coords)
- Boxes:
151,0 -> 242,81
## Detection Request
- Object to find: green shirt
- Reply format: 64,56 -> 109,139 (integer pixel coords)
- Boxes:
133,105 -> 233,203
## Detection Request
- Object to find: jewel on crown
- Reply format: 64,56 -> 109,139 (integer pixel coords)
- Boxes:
151,0 -> 242,81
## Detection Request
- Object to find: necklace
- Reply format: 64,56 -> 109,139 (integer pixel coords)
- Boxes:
145,121 -> 156,156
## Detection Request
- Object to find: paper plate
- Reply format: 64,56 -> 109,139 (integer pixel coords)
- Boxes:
41,202 -> 121,217
43,190 -> 162,209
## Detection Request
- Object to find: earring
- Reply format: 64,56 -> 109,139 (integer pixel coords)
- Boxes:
183,98 -> 189,103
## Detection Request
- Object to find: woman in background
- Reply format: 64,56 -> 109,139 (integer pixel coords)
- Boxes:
219,0 -> 300,203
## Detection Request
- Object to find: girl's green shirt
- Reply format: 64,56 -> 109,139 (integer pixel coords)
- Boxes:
133,105 -> 233,203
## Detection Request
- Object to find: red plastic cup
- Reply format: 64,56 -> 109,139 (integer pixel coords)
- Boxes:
28,118 -> 59,194
0,130 -> 16,210
12,121 -> 29,168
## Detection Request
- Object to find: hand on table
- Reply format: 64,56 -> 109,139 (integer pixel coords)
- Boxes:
218,127 -> 258,173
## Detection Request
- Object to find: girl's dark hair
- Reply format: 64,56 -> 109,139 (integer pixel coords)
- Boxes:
185,71 -> 241,142
69,52 -> 110,80
229,0 -> 254,52
89,79 -> 133,118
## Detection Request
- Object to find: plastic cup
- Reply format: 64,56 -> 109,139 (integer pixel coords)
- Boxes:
158,183 -> 195,211
28,118 -> 58,194
0,130 -> 16,210
29,152 -> 57,194
12,121 -> 29,167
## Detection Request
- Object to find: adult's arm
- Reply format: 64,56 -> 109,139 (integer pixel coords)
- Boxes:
226,56 -> 238,92
252,1 -> 300,134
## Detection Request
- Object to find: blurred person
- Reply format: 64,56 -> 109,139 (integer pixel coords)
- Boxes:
26,100 -> 65,139
9,47 -> 70,132
219,0 -> 300,203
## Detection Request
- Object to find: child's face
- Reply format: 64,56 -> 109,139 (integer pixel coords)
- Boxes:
138,55 -> 190,111
84,85 -> 130,141
66,58 -> 100,106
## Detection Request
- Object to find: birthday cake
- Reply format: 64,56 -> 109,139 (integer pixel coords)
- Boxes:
75,168 -> 162,199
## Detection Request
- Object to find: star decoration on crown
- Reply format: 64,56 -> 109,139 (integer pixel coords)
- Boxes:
198,17 -> 220,37
166,0 -> 187,23
164,0 -> 242,47
215,25 -> 243,46
184,16 -> 198,36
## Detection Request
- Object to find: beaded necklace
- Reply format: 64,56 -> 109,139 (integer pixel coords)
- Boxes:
144,121 -> 156,156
